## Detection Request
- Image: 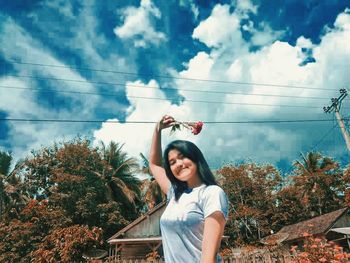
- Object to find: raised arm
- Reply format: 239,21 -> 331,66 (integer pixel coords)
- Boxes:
149,115 -> 175,194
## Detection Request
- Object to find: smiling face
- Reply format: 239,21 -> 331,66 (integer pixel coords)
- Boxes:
168,149 -> 199,184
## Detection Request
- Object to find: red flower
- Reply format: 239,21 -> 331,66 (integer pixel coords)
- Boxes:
190,121 -> 203,135
170,120 -> 204,135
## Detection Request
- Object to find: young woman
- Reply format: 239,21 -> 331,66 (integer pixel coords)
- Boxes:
149,115 -> 229,263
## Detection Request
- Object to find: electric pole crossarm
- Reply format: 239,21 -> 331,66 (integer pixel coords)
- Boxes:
323,89 -> 350,152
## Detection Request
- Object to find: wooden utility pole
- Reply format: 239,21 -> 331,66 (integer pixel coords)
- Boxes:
323,89 -> 350,152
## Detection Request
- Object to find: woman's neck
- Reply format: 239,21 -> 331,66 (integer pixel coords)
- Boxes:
186,175 -> 203,189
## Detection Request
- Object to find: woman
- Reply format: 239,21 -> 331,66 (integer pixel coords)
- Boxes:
149,115 -> 229,263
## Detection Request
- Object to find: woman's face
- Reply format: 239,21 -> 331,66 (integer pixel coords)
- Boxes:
168,149 -> 198,183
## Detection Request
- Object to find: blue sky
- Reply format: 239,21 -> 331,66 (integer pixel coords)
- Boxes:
0,0 -> 350,173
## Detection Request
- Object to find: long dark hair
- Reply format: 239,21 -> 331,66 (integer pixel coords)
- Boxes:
163,140 -> 217,200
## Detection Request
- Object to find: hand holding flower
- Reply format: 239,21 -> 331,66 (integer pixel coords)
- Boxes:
170,120 -> 204,135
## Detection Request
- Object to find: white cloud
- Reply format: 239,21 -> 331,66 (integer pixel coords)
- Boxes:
93,80 -> 196,160
114,0 -> 167,48
296,36 -> 314,49
333,8 -> 350,30
249,22 -> 284,47
226,59 -> 243,81
0,17 -> 108,159
192,5 -> 241,49
180,52 -> 214,80
93,7 -> 350,167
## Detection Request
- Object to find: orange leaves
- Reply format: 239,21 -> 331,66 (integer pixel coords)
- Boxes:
145,251 -> 161,260
32,225 -> 103,262
51,172 -> 85,183
291,234 -> 350,263
218,163 -> 282,246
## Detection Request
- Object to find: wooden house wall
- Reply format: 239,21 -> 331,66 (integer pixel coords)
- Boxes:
120,244 -> 163,259
124,206 -> 166,238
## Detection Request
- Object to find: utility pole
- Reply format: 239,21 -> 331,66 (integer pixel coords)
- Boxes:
323,89 -> 350,152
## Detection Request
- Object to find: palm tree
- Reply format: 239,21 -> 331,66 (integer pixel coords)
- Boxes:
293,152 -> 342,216
139,153 -> 165,211
0,150 -> 12,176
96,141 -> 141,217
0,151 -> 28,220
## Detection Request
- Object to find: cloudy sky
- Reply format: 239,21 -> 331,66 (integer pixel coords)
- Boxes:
1,0 -> 350,172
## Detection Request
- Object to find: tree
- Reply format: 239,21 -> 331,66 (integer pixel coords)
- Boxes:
291,152 -> 345,217
9,139 -> 131,237
0,150 -> 12,176
218,163 -> 282,246
0,199 -> 66,262
97,141 -> 142,219
0,151 -> 28,221
139,153 -> 165,212
0,199 -> 103,262
0,138 -> 137,261
32,225 -> 103,263
343,165 -> 350,206
272,185 -> 308,229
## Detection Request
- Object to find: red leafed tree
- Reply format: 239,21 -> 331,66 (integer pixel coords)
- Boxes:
0,138 -> 141,261
218,163 -> 282,245
32,225 -> 102,263
290,152 -> 345,217
272,185 -> 308,229
0,199 -> 69,262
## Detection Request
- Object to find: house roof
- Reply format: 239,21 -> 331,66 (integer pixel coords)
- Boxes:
277,207 -> 349,242
330,227 -> 350,235
108,201 -> 166,242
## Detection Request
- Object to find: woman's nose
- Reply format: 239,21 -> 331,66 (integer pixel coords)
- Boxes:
175,159 -> 183,168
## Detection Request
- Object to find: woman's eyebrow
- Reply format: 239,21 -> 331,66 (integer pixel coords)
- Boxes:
169,152 -> 181,162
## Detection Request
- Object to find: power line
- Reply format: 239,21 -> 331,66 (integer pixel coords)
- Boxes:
0,83 -> 331,101
0,85 -> 324,109
311,122 -> 338,152
7,73 -> 336,92
7,61 -> 339,91
0,118 -> 346,124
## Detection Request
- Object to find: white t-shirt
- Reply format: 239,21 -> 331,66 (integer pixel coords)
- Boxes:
160,184 -> 229,263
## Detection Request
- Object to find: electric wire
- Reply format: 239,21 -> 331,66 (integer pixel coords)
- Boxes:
0,83 -> 331,101
0,85 -> 324,109
1,118 -> 347,124
6,61 -> 339,91
311,122 -> 338,152
6,73 -> 337,92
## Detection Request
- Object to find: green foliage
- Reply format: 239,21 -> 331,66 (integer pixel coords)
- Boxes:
0,150 -> 12,176
139,152 -> 165,212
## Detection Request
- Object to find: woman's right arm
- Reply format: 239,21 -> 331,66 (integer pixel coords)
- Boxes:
149,115 -> 174,194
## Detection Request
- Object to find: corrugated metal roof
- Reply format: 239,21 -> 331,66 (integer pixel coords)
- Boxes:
330,227 -> 350,235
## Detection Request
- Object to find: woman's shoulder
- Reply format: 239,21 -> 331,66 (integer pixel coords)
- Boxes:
202,184 -> 226,196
